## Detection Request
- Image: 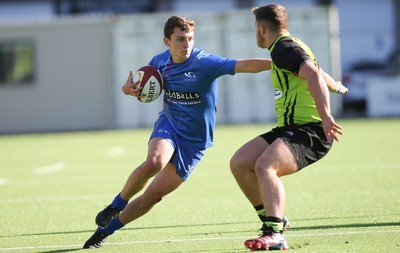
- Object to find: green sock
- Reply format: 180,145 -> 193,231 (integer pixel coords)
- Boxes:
263,221 -> 284,233
254,204 -> 266,222
255,205 -> 285,233
263,216 -> 284,233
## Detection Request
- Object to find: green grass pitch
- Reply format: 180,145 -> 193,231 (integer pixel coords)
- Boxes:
0,118 -> 399,252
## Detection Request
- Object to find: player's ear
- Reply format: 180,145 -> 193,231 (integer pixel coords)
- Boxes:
163,37 -> 170,47
260,23 -> 267,35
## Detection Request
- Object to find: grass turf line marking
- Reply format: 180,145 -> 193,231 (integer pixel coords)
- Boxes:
0,229 -> 399,251
2,194 -> 116,204
0,178 -> 9,186
105,146 -> 125,158
34,162 -> 65,175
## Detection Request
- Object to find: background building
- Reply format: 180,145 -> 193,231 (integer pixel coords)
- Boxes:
0,0 -> 399,134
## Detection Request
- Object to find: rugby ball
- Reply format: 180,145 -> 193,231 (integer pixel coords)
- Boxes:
133,66 -> 163,103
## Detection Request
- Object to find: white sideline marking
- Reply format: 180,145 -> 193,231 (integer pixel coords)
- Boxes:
105,146 -> 125,158
0,230 -> 398,251
0,178 -> 9,186
34,162 -> 65,175
2,194 -> 114,204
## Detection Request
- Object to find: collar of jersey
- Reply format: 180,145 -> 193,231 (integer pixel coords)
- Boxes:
268,32 -> 291,51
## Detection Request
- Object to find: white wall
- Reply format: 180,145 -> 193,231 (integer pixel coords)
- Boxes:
0,18 -> 114,134
367,77 -> 400,117
334,0 -> 395,69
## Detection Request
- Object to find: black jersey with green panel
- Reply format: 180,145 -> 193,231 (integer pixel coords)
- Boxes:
269,32 -> 321,127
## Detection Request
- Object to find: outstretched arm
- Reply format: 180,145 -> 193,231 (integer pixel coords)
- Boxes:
320,68 -> 348,94
235,58 -> 272,73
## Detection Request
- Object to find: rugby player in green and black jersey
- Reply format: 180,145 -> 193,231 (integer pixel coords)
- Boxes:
230,4 -> 348,251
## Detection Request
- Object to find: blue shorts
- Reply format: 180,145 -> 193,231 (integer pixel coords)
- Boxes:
149,114 -> 205,181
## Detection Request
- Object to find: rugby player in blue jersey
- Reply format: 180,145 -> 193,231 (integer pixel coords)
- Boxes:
83,15 -> 272,249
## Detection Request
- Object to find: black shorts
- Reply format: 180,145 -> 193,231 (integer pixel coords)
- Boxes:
260,122 -> 333,170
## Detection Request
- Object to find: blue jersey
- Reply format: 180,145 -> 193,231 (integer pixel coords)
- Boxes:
148,48 -> 237,148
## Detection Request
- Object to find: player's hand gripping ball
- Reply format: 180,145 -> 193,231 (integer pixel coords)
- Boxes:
133,66 -> 163,103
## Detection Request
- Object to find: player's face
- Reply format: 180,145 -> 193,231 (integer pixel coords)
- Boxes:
255,21 -> 266,49
165,27 -> 194,63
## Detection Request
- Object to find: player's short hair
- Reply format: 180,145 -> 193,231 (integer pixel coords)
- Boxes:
252,4 -> 288,32
164,16 -> 195,39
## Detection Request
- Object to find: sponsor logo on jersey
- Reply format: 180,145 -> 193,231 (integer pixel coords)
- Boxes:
165,89 -> 201,105
165,89 -> 200,100
274,88 -> 282,100
184,72 -> 196,78
184,72 -> 197,81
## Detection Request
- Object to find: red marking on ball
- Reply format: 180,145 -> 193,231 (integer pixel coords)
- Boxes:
133,66 -> 163,103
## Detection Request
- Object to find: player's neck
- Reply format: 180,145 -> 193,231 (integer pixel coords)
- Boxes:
267,30 -> 288,49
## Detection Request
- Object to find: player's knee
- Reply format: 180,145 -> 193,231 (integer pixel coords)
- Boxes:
254,160 -> 275,176
143,159 -> 164,176
147,194 -> 163,205
229,156 -> 239,174
230,155 -> 246,176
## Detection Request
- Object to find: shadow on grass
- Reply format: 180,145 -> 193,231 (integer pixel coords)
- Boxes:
188,221 -> 400,236
2,220 -> 399,253
0,221 -> 250,238
288,221 -> 400,231
166,249 -> 245,253
37,248 -> 81,253
3,218 -> 400,238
